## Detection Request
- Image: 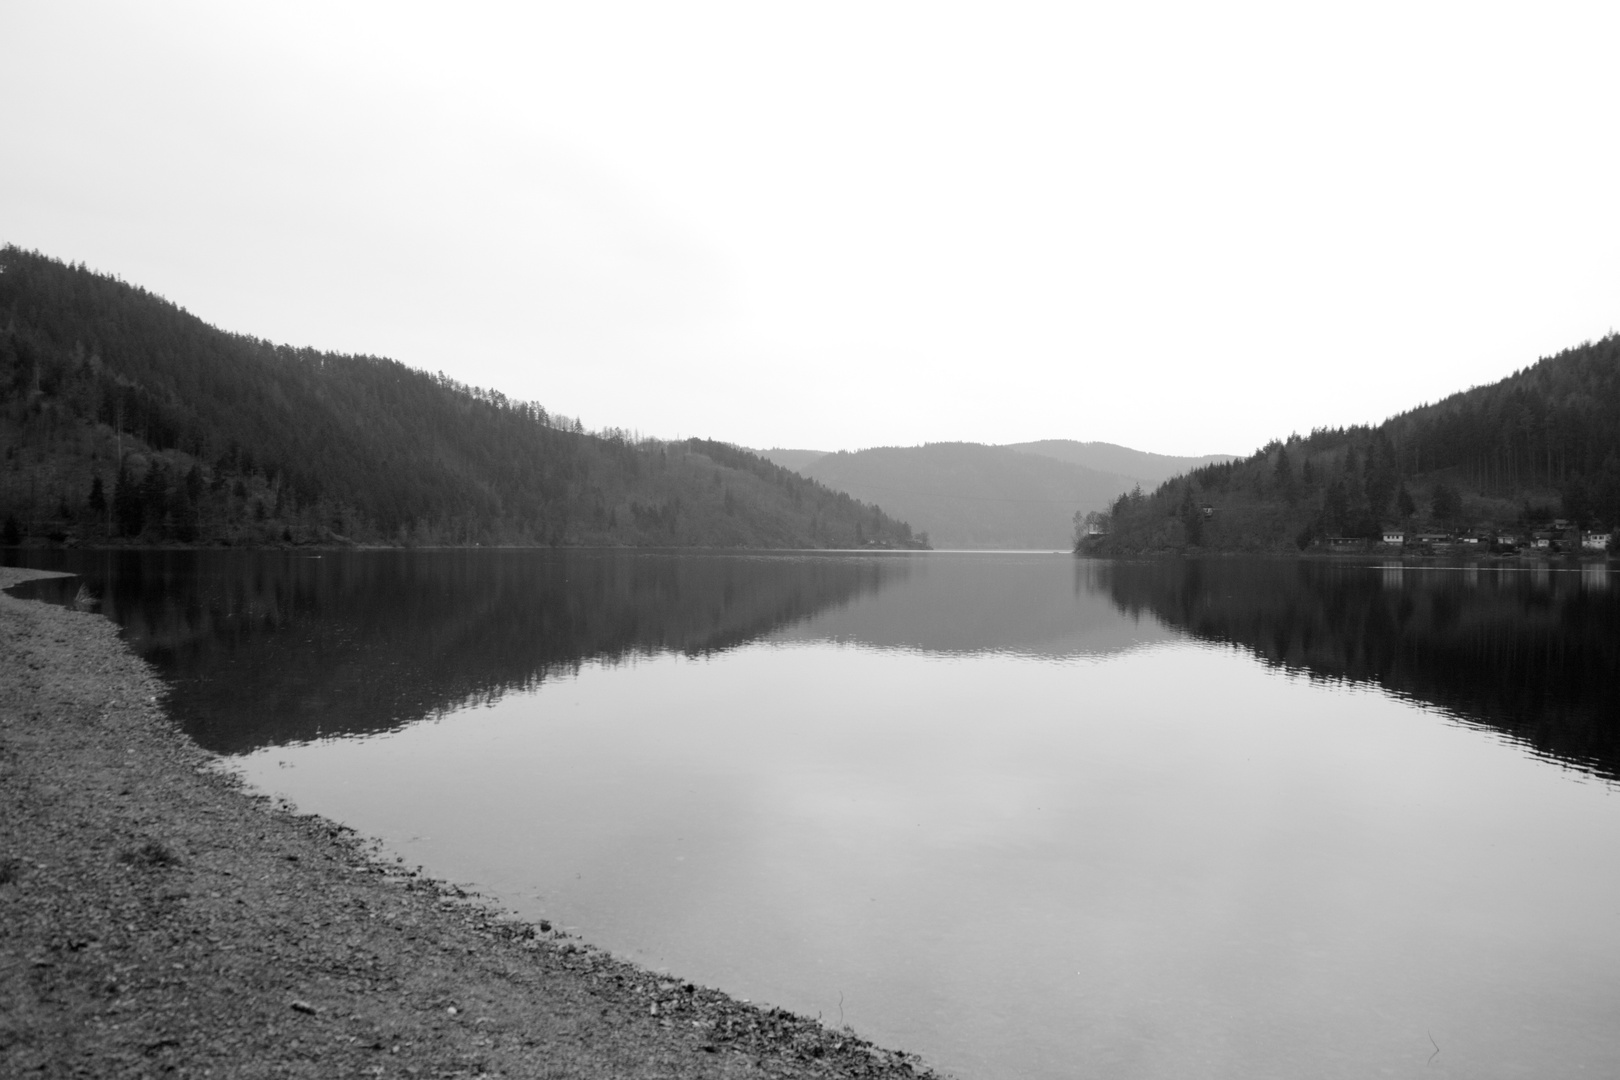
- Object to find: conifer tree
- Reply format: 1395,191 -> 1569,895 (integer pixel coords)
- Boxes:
113,462 -> 144,536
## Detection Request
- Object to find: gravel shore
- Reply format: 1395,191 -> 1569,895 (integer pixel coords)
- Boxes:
1,565 -> 940,1080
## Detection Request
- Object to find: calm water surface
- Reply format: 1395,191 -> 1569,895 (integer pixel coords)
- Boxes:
8,549 -> 1620,1079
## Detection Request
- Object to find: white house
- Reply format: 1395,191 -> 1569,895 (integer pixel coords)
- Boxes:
1382,529 -> 1405,545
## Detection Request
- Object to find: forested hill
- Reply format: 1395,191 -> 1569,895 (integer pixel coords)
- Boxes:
0,247 -> 924,549
1083,335 -> 1620,554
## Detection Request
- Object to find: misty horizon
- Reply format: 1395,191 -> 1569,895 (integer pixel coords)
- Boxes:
6,4 -> 1619,458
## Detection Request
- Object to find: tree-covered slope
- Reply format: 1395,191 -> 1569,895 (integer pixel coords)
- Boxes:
1081,335 -> 1620,554
0,247 -> 924,548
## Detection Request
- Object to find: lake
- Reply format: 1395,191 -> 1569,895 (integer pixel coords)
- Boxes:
7,548 -> 1620,1078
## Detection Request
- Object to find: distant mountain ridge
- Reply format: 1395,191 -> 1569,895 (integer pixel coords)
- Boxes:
1003,440 -> 1235,488
759,448 -> 831,475
754,441 -> 1234,549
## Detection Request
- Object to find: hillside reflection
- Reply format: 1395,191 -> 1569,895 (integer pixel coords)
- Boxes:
8,550 -> 910,753
1102,559 -> 1620,780
773,554 -> 1177,659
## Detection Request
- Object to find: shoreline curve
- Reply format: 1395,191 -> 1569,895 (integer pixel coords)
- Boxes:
0,564 -> 942,1079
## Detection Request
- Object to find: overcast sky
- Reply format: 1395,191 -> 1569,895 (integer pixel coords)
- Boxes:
4,3 -> 1618,457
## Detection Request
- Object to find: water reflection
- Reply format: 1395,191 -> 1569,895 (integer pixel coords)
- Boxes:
1102,558 -> 1620,780
773,553 -> 1175,659
5,549 -> 912,752
10,550 -> 1618,780
10,549 -> 1620,1078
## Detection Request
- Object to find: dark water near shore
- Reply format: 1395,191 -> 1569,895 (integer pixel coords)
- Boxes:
8,548 -> 1620,1078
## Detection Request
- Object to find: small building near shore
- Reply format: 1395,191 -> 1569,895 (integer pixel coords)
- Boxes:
1381,529 -> 1406,545
1583,531 -> 1613,551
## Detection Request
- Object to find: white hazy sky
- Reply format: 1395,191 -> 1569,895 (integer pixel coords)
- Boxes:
4,3 -> 1619,457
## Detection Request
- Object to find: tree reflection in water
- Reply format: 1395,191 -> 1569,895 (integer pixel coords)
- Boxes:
1101,558 -> 1620,780
7,549 -> 912,753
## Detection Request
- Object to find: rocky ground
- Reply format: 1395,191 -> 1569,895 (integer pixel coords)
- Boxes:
0,565 -> 942,1079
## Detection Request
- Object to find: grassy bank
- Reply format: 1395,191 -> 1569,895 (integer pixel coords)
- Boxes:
0,565 -> 940,1079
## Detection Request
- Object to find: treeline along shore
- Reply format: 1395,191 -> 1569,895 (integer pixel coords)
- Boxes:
0,565 -> 940,1080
